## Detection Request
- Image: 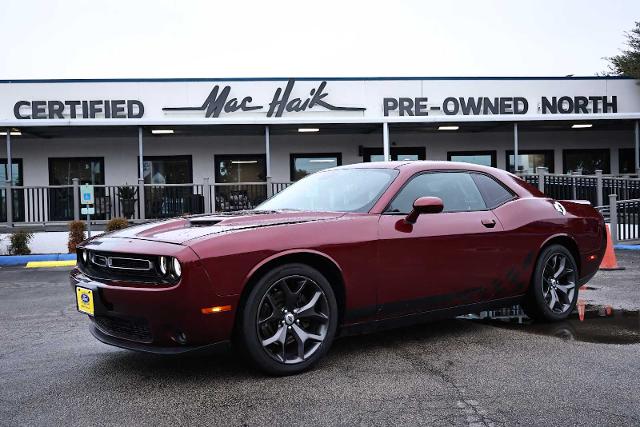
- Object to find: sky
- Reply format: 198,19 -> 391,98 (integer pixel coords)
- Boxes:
0,0 -> 638,79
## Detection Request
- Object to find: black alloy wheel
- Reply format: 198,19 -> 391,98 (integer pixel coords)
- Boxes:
523,244 -> 579,322
239,263 -> 338,375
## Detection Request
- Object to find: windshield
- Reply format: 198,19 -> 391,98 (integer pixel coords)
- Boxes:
257,168 -> 399,213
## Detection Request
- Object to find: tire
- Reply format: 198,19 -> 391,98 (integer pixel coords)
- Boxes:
238,263 -> 338,375
522,244 -> 579,322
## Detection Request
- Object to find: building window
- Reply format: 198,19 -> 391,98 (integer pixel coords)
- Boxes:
505,150 -> 555,173
215,154 -> 266,183
363,147 -> 425,162
619,148 -> 637,174
48,157 -> 105,221
290,153 -> 342,181
49,157 -> 105,185
142,156 -> 193,184
447,151 -> 497,168
0,158 -> 23,186
563,149 -> 610,174
214,154 -> 267,212
0,159 -> 24,222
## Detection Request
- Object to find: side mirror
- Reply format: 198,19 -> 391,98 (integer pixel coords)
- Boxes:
405,196 -> 444,224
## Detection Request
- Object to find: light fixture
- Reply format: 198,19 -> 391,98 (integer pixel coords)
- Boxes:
159,256 -> 168,275
231,160 -> 258,164
298,128 -> 319,133
438,126 -> 459,131
309,159 -> 336,163
151,129 -> 174,134
571,124 -> 592,129
0,130 -> 22,136
172,258 -> 182,278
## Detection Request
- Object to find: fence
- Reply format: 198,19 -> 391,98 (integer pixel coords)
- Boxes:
604,194 -> 640,243
521,168 -> 640,208
0,179 -> 294,226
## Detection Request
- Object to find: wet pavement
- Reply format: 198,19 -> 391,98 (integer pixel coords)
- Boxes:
1,250 -> 639,426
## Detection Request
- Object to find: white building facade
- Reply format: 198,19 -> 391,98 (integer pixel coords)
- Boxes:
0,76 -> 639,224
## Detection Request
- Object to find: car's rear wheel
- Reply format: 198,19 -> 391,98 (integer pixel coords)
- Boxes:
522,244 -> 579,322
239,263 -> 338,375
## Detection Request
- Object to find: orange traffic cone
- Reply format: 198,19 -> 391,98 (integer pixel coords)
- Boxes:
599,224 -> 625,271
577,299 -> 586,322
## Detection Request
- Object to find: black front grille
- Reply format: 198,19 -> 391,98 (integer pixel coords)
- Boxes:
94,315 -> 152,343
77,250 -> 172,285
108,257 -> 152,270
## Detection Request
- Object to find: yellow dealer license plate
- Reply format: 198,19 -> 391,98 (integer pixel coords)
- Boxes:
76,287 -> 94,316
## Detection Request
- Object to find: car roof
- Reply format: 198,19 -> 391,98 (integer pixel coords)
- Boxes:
331,160 -> 501,174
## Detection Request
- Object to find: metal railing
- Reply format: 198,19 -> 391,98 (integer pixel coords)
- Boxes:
605,194 -> 640,243
0,179 -> 295,226
521,168 -> 640,208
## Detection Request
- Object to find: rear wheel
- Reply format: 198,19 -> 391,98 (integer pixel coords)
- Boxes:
239,263 -> 338,375
522,245 -> 579,322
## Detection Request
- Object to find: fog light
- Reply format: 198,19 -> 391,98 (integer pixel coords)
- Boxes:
172,331 -> 187,345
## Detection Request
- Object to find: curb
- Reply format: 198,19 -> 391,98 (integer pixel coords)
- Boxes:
0,253 -> 77,267
614,244 -> 640,251
26,260 -> 77,268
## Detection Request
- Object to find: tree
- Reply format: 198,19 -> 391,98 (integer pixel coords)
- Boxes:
606,21 -> 640,78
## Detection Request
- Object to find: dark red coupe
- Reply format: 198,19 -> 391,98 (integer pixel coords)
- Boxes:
72,161 -> 606,375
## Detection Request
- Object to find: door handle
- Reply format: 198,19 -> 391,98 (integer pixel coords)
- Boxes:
481,219 -> 497,228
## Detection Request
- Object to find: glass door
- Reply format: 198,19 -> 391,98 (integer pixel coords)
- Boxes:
48,158 -> 105,221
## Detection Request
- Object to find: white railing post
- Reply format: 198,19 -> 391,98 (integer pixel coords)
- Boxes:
595,170 -> 603,207
609,193 -> 618,244
138,178 -> 146,220
571,173 -> 577,200
72,178 -> 80,221
267,176 -> 273,198
536,166 -> 547,193
203,177 -> 211,214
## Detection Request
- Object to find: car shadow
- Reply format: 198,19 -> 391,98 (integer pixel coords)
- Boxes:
90,318 -> 479,380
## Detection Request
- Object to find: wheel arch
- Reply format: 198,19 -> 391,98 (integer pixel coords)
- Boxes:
234,250 -> 347,332
538,234 -> 582,275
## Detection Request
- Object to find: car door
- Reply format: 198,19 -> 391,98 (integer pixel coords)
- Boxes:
376,170 -> 511,318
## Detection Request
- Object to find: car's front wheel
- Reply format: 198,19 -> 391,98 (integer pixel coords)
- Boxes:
239,263 -> 338,375
522,244 -> 579,322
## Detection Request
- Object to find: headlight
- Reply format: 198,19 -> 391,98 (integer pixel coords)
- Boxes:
172,258 -> 182,278
159,256 -> 168,275
81,250 -> 88,264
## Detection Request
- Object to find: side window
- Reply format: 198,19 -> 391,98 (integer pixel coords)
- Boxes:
387,172 -> 487,213
471,173 -> 515,209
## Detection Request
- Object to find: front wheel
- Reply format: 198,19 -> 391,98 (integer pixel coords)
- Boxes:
522,244 -> 579,322
239,263 -> 338,375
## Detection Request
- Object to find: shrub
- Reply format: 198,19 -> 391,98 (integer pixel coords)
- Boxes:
106,217 -> 130,232
68,221 -> 86,253
8,230 -> 33,255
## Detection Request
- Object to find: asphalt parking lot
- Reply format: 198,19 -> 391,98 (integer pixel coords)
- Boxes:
1,251 -> 639,426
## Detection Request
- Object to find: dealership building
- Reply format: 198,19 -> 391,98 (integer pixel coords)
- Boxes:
0,76 -> 639,225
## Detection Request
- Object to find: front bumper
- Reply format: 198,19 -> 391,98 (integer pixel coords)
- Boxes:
70,268 -> 237,352
89,323 -> 230,354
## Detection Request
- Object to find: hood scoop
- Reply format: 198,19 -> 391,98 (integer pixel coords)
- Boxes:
187,217 -> 223,227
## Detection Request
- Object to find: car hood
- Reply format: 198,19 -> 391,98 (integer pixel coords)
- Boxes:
101,211 -> 345,245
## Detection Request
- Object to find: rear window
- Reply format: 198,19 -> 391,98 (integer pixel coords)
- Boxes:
471,173 -> 516,208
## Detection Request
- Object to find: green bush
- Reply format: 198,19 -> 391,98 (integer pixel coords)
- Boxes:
68,221 -> 86,253
106,217 -> 130,232
8,230 -> 34,255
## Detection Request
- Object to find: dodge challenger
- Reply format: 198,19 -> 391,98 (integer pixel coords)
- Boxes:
71,161 -> 606,375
